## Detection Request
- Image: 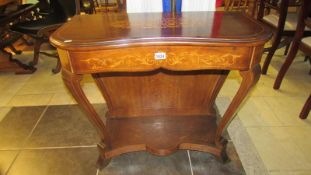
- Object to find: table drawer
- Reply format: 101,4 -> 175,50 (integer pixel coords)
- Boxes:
68,46 -> 253,73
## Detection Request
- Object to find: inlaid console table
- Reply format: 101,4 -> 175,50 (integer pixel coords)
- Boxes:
50,12 -> 271,167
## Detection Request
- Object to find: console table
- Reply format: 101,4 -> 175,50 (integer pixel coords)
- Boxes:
50,12 -> 271,167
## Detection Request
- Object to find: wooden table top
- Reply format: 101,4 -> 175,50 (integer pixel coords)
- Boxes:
50,12 -> 271,50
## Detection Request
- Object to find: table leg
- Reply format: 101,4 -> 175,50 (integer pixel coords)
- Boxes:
61,69 -> 111,167
215,65 -> 261,149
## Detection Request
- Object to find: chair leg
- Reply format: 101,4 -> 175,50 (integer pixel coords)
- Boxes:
30,39 -> 43,66
52,57 -> 61,74
21,36 -> 33,46
273,40 -> 300,89
300,95 -> 311,119
9,45 -> 22,55
94,0 -> 99,7
284,42 -> 290,55
262,36 -> 282,74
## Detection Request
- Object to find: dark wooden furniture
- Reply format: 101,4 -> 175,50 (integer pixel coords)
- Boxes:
258,0 -> 305,74
11,0 -> 80,73
271,0 -> 310,119
95,0 -> 121,12
0,1 -> 37,74
225,0 -> 249,11
50,12 -> 271,168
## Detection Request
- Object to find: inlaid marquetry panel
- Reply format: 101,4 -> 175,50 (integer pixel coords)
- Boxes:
68,46 -> 252,74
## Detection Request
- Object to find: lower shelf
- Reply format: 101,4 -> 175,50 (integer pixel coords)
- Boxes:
104,115 -> 223,158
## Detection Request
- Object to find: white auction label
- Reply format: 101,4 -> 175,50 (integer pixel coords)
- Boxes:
154,52 -> 167,60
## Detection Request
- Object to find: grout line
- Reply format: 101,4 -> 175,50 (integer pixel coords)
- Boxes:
21,145 -> 97,150
4,105 -> 49,175
96,168 -> 100,175
0,148 -> 22,151
187,150 -> 194,175
21,105 -> 49,146
4,150 -> 20,175
0,145 -> 97,151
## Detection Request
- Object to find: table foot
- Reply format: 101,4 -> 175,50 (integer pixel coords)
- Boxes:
97,142 -> 111,170
96,155 -> 111,170
219,145 -> 229,163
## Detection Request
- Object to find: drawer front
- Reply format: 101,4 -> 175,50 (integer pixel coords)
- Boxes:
69,46 -> 252,73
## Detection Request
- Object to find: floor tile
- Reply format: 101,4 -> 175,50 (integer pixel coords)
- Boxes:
215,97 -> 231,116
0,106 -> 46,149
263,96 -> 311,126
250,76 -> 310,99
269,170 -> 311,175
99,151 -> 191,175
7,94 -> 54,107
246,127 -> 311,171
49,92 -> 77,105
16,81 -> 67,95
0,151 -> 18,175
25,105 -> 107,148
0,81 -> 27,106
82,83 -> 106,104
237,97 -> 282,127
228,118 -> 269,175
25,68 -> 61,85
189,142 -> 245,175
274,126 -> 311,170
269,54 -> 311,81
7,147 -> 98,175
218,79 -> 240,97
0,107 -> 11,123
0,73 -> 31,86
0,93 -> 15,107
216,97 -> 269,174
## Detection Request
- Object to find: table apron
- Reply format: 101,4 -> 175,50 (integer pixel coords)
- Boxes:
61,46 -> 257,74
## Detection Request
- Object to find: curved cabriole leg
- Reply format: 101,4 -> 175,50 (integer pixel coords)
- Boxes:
215,65 -> 261,152
61,69 -> 111,166
273,39 -> 300,90
30,39 -> 43,66
52,57 -> 61,74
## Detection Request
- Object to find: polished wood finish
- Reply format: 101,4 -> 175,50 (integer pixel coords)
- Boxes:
50,12 -> 271,168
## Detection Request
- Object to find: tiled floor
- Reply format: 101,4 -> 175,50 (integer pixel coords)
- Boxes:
0,105 -> 244,175
0,46 -> 310,175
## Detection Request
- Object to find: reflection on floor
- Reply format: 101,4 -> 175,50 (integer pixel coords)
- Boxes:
0,105 -> 244,175
0,47 -> 310,175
